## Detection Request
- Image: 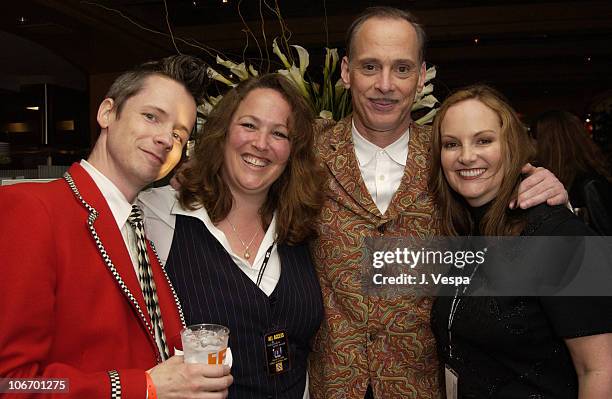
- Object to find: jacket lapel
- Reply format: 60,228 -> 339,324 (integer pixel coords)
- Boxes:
63,164 -> 159,355
385,122 -> 435,223
319,116 -> 381,220
385,122 -> 428,220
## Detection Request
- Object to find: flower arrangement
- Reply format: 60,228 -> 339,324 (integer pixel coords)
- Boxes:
202,41 -> 439,125
84,1 -> 438,127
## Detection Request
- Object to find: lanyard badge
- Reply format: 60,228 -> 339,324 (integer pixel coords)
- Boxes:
445,364 -> 459,399
264,330 -> 291,375
445,262 -> 480,398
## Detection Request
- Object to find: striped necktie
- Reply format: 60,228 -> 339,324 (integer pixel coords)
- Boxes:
128,204 -> 169,360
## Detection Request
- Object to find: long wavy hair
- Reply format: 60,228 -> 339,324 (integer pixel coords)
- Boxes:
531,110 -> 612,189
429,85 -> 536,236
179,73 -> 324,245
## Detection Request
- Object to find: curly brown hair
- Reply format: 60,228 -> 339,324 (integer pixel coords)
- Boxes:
179,73 -> 324,245
429,85 -> 536,236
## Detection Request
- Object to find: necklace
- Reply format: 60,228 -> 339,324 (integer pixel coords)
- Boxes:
227,218 -> 259,260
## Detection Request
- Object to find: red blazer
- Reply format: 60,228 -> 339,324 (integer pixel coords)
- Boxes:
0,163 -> 184,398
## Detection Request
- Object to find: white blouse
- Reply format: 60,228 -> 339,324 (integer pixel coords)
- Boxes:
137,186 -> 281,297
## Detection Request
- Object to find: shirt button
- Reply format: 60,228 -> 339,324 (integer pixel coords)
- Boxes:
377,224 -> 386,234
379,175 -> 385,181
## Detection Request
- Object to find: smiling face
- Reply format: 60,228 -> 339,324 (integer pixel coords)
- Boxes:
440,99 -> 505,207
222,88 -> 292,202
341,17 -> 426,147
93,74 -> 195,200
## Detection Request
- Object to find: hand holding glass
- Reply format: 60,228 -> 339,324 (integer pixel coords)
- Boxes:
181,324 -> 230,365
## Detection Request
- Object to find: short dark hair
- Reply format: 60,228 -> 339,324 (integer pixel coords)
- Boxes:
105,54 -> 210,117
179,73 -> 324,245
345,6 -> 427,62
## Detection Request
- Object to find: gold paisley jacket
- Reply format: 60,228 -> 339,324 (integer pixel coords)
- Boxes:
309,116 -> 443,399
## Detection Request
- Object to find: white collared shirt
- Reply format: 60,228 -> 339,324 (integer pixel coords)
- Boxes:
352,120 -> 409,215
137,186 -> 281,297
80,160 -> 140,273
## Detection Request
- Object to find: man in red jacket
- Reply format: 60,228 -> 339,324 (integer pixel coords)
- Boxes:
0,55 -> 232,398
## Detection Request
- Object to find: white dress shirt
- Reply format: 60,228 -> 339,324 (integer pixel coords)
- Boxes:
352,120 -> 410,215
80,160 -> 140,273
137,186 -> 281,297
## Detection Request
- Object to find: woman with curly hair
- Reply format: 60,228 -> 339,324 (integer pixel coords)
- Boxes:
139,73 -> 324,398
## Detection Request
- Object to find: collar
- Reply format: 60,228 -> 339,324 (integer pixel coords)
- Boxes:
171,197 -> 279,264
171,200 -> 278,240
80,159 -> 133,230
351,119 -> 410,167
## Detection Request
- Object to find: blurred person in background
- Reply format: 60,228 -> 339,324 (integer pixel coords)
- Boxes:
532,110 -> 612,235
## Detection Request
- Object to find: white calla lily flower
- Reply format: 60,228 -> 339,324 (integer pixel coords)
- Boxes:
412,94 -> 439,111
415,108 -> 438,125
197,101 -> 213,117
206,66 -> 235,87
272,38 -> 291,69
291,45 -> 309,77
216,56 -> 249,81
421,83 -> 434,96
278,65 -> 309,99
425,65 -> 437,81
248,65 -> 260,77
319,110 -> 333,119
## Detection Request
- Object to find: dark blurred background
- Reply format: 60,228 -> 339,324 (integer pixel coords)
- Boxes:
1,0 -> 610,176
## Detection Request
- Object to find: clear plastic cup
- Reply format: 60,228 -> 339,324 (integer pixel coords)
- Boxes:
180,324 -> 230,365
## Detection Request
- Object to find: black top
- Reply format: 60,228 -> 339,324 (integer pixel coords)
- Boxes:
570,172 -> 612,235
431,204 -> 612,398
166,215 -> 323,399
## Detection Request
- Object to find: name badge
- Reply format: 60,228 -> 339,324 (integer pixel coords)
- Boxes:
445,364 -> 458,399
264,330 -> 291,375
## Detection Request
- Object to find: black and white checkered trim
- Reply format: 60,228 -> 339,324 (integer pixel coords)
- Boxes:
150,241 -> 186,328
64,172 -> 161,362
108,370 -> 121,399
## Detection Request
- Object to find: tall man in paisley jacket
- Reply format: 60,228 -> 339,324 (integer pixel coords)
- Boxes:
308,7 -> 568,399
0,56 -> 232,399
